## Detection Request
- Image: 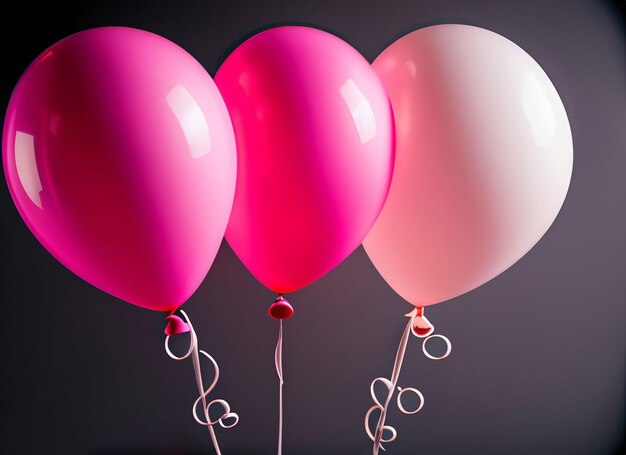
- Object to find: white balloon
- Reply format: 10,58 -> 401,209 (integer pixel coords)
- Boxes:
364,24 -> 573,307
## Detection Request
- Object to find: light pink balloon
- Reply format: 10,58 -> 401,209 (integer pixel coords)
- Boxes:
363,24 -> 573,307
216,26 -> 394,294
3,27 -> 237,312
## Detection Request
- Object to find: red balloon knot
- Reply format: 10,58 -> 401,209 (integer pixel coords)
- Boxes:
410,307 -> 434,338
268,295 -> 294,320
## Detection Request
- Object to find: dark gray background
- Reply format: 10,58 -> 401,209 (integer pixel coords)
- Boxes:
1,0 -> 624,453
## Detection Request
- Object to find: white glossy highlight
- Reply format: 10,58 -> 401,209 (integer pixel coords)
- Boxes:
167,85 -> 212,159
340,79 -> 377,144
521,72 -> 557,147
14,131 -> 42,208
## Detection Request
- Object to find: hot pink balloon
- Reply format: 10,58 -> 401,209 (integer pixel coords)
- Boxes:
3,27 -> 237,312
216,26 -> 394,294
364,24 -> 573,308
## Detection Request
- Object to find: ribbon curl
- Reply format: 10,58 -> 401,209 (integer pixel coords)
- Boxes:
165,310 -> 239,455
366,311 -> 451,454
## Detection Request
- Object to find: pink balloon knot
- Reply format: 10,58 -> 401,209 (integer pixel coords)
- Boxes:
164,313 -> 191,336
268,295 -> 294,320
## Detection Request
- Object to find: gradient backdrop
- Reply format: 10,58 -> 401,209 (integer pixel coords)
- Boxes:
0,1 -> 624,454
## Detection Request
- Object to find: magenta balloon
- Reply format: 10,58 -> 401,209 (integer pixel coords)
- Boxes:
3,27 -> 237,312
363,24 -> 573,307
216,26 -> 394,294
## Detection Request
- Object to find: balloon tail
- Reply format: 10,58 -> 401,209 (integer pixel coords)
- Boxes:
165,310 -> 239,455
268,294 -> 292,455
366,309 -> 451,454
275,319 -> 284,455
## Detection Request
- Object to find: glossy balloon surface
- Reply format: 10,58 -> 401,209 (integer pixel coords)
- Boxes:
3,27 -> 237,311
364,24 -> 573,307
216,26 -> 395,293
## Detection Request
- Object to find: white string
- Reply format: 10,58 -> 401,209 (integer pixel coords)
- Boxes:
367,319 -> 413,454
366,313 -> 451,454
165,310 -> 239,454
275,320 -> 284,455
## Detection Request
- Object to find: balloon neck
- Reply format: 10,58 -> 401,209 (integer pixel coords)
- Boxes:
164,312 -> 191,336
408,307 -> 434,338
268,295 -> 294,320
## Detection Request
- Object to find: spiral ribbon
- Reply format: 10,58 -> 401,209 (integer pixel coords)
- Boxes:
366,313 -> 451,454
165,310 -> 239,455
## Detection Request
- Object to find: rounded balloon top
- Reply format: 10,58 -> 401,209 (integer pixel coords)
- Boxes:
364,24 -> 572,307
3,27 -> 237,311
216,26 -> 395,294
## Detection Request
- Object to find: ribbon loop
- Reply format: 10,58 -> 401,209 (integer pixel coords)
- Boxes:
422,334 -> 452,360
165,310 -> 238,455
219,411 -> 240,429
193,398 -> 234,427
365,405 -> 397,452
370,377 -> 393,408
396,386 -> 424,415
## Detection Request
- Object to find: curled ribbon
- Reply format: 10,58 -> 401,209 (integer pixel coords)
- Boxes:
365,378 -> 425,450
366,312 -> 451,454
165,310 -> 239,455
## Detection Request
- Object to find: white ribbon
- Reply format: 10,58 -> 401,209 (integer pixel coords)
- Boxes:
165,310 -> 239,455
366,313 -> 451,454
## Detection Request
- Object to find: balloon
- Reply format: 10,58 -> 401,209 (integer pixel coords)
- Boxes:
363,24 -> 573,307
3,27 -> 237,312
216,26 -> 394,294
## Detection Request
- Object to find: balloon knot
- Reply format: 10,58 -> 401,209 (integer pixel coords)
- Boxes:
164,313 -> 191,336
408,307 -> 434,338
268,295 -> 294,320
